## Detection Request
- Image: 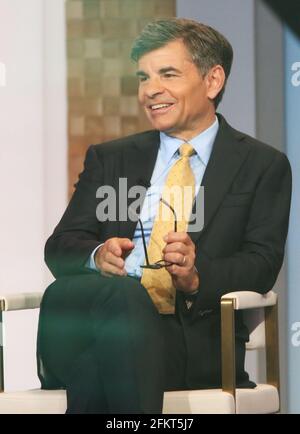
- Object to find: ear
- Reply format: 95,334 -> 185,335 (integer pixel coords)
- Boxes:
205,65 -> 226,100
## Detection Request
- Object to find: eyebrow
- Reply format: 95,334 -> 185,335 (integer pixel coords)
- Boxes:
136,66 -> 182,77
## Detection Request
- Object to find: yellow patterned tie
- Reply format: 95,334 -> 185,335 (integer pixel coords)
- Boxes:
141,144 -> 196,314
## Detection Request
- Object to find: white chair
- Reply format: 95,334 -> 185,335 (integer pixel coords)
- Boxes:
0,290 -> 280,414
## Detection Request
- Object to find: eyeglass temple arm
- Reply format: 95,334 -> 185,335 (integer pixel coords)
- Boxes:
138,199 -> 177,267
160,198 -> 177,232
138,218 -> 151,266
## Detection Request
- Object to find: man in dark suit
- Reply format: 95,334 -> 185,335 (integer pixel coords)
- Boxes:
37,18 -> 292,413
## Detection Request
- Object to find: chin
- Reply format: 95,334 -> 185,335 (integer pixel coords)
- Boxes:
150,121 -> 176,133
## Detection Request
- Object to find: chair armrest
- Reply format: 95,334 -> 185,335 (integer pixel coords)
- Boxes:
221,291 -> 277,310
0,292 -> 44,392
220,290 -> 280,400
0,292 -> 43,311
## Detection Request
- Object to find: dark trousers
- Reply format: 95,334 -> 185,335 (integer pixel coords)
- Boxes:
37,273 -> 187,414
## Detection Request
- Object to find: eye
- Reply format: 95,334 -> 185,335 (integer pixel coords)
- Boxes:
138,76 -> 148,82
163,73 -> 176,78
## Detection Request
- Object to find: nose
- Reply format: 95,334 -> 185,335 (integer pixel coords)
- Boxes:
142,77 -> 164,99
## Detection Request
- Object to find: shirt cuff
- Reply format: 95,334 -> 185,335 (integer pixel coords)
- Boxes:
85,243 -> 104,271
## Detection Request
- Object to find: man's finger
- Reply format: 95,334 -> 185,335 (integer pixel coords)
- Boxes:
106,239 -> 122,256
108,238 -> 134,256
105,251 -> 125,269
164,231 -> 193,245
162,242 -> 188,254
119,238 -> 135,250
163,252 -> 186,266
166,264 -> 185,275
102,261 -> 127,276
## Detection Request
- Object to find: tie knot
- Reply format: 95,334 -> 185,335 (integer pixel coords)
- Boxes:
179,143 -> 195,158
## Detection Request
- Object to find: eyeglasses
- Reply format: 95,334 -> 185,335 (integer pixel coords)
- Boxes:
139,198 -> 177,270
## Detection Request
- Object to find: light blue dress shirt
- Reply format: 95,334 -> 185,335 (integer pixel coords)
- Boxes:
88,117 -> 219,277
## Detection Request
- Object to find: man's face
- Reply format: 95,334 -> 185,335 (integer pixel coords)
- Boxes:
137,39 -> 215,140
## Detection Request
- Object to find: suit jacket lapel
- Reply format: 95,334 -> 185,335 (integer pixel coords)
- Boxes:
189,115 -> 251,244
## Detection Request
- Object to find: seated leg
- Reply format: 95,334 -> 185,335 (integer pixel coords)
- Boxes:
37,273 -> 166,413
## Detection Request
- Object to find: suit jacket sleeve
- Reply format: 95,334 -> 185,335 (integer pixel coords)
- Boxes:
190,152 -> 292,314
45,146 -> 104,278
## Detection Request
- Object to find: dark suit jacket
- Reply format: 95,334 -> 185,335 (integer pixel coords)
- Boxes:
43,114 -> 292,388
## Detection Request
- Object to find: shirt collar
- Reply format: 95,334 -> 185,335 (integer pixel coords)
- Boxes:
159,116 -> 219,166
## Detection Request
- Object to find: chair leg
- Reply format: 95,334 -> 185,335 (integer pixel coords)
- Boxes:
221,298 -> 236,400
265,302 -> 280,402
0,311 -> 4,392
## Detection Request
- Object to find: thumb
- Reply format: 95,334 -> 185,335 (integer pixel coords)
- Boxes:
119,238 -> 134,251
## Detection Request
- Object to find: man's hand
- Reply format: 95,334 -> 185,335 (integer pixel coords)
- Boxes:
95,237 -> 134,277
162,232 -> 199,294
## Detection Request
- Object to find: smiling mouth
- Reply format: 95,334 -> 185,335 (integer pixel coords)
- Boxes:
148,103 -> 174,114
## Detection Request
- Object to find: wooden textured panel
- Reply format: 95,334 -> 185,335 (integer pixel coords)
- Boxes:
66,0 -> 176,196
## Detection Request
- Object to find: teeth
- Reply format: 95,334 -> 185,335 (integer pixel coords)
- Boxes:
151,103 -> 172,110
